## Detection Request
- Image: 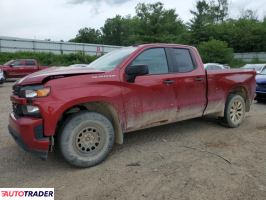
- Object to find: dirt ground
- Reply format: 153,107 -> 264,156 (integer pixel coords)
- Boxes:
0,81 -> 266,200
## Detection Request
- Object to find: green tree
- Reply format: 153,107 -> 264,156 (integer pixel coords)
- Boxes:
101,15 -> 135,45
206,18 -> 266,52
189,0 -> 213,44
198,39 -> 233,64
69,28 -> 102,44
209,0 -> 228,22
134,2 -> 186,43
189,0 -> 228,45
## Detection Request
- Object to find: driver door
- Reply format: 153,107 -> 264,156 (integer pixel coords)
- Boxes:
123,48 -> 178,131
9,60 -> 26,77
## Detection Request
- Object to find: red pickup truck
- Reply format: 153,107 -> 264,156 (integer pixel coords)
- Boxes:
0,59 -> 47,80
8,44 -> 256,167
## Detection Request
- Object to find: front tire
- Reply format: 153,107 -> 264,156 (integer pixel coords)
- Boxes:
59,111 -> 115,168
223,94 -> 246,128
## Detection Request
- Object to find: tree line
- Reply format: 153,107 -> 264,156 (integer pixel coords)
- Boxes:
69,0 -> 266,65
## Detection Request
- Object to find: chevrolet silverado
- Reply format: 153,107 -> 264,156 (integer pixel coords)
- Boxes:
8,44 -> 256,167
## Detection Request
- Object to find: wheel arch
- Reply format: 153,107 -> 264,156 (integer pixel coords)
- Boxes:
57,101 -> 124,145
228,85 -> 250,111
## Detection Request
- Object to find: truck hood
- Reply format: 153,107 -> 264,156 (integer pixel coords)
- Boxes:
16,66 -> 105,85
256,74 -> 266,84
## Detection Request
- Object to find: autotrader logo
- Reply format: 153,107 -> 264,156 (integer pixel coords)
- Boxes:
0,188 -> 54,200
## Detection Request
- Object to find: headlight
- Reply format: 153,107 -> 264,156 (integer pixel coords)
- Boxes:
24,87 -> 50,98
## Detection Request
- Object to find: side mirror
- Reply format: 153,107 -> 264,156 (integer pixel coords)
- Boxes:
10,64 -> 15,67
125,64 -> 149,83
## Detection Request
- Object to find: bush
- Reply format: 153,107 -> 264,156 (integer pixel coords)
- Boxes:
198,39 -> 234,65
0,51 -> 97,66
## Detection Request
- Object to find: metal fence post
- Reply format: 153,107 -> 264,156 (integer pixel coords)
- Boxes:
32,40 -> 35,52
60,42 -> 63,55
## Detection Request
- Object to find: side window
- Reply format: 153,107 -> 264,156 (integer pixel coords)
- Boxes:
25,60 -> 36,66
171,48 -> 195,73
12,60 -> 24,67
131,48 -> 169,74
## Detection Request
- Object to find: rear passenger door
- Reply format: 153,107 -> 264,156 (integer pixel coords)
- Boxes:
169,48 -> 207,120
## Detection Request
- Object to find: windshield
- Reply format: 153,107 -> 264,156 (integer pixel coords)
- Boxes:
4,60 -> 14,65
87,47 -> 137,71
260,68 -> 266,75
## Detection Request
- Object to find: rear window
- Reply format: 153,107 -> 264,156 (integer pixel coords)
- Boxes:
171,49 -> 195,73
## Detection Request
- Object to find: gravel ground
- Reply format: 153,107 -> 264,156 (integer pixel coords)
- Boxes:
0,81 -> 266,200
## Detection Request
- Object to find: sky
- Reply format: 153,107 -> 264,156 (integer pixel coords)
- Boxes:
0,0 -> 265,41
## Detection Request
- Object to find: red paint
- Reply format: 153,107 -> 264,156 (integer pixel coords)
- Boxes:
0,59 -> 48,79
8,44 -> 256,155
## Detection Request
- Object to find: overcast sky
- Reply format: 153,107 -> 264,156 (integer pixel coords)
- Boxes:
0,0 -> 265,41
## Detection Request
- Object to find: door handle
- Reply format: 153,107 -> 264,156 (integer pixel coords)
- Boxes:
163,80 -> 175,85
195,77 -> 204,82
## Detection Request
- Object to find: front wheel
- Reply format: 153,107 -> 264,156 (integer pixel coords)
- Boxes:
223,94 -> 246,128
59,111 -> 115,168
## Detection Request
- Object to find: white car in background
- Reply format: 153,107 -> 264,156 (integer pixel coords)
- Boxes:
204,63 -> 230,70
0,68 -> 4,84
241,64 -> 266,74
69,64 -> 88,67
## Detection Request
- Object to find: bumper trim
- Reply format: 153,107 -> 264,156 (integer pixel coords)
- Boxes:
8,125 -> 48,160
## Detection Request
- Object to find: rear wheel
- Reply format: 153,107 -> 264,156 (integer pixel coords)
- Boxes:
59,111 -> 115,168
223,94 -> 246,128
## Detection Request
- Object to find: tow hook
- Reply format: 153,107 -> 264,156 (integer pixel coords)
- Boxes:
49,136 -> 54,152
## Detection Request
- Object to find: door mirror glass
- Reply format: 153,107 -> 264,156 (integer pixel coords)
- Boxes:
125,64 -> 149,82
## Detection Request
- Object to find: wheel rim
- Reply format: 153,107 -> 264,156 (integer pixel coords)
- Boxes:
229,99 -> 244,124
74,125 -> 105,155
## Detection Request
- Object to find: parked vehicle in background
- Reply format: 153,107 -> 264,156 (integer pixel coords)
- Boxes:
242,64 -> 266,74
8,44 -> 256,168
0,59 -> 48,81
69,64 -> 88,67
256,68 -> 266,102
0,69 -> 4,84
204,63 -> 230,70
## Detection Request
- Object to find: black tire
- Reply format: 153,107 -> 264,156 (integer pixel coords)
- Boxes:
59,111 -> 115,168
223,94 -> 246,128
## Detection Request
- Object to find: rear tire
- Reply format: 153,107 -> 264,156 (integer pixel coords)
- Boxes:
59,111 -> 115,168
223,94 -> 246,128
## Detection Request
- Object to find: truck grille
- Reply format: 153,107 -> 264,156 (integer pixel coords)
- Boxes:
257,84 -> 266,89
13,85 -> 22,96
12,85 -> 23,117
12,103 -> 23,117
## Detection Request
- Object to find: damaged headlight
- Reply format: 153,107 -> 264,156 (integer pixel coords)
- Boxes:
21,85 -> 51,98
